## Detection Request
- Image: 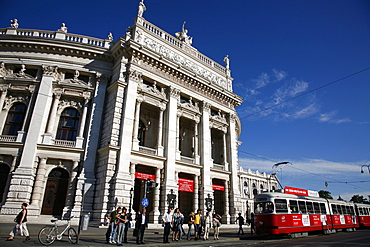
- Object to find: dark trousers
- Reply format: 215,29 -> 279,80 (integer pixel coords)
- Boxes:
238,225 -> 244,234
123,223 -> 129,242
105,225 -> 111,243
163,222 -> 171,243
136,224 -> 146,243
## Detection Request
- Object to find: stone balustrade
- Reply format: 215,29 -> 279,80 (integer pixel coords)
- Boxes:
0,28 -> 112,48
0,135 -> 17,142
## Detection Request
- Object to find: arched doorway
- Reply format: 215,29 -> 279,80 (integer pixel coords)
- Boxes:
41,168 -> 69,216
0,163 -> 10,203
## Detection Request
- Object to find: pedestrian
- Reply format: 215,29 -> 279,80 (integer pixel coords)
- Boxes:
250,212 -> 255,235
135,208 -> 148,244
194,209 -> 202,240
172,208 -> 180,241
187,212 -> 195,240
178,210 -> 185,240
116,207 -> 127,246
203,211 -> 211,240
123,208 -> 131,244
212,211 -> 222,240
109,207 -> 121,244
162,208 -> 172,243
235,212 -> 245,235
7,203 -> 30,241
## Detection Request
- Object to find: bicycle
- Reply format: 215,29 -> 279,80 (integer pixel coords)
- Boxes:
38,216 -> 78,245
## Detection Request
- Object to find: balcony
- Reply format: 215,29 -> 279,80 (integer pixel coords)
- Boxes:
53,139 -> 76,148
0,135 -> 17,142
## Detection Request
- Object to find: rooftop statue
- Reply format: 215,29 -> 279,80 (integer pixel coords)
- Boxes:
223,55 -> 230,70
10,19 -> 19,29
107,32 -> 114,42
58,23 -> 68,33
137,0 -> 146,17
175,21 -> 193,45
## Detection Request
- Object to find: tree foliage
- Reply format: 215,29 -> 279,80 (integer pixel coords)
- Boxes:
350,194 -> 369,204
318,190 -> 333,199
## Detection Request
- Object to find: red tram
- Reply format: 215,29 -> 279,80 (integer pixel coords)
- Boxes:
254,187 -> 361,236
355,203 -> 370,227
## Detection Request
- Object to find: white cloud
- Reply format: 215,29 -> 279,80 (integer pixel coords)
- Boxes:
319,111 -> 351,124
272,69 -> 287,81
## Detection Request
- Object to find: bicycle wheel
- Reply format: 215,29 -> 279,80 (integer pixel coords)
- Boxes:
38,227 -> 57,245
68,227 -> 78,244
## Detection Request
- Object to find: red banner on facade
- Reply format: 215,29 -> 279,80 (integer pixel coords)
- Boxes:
212,185 -> 225,191
135,172 -> 156,180
178,178 -> 194,192
284,186 -> 308,196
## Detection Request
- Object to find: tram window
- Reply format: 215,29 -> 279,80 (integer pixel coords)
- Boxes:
275,199 -> 288,213
331,204 -> 338,214
298,201 -> 307,214
343,206 -> 348,215
313,202 -> 320,214
319,203 -> 327,214
338,205 -> 343,214
254,201 -> 274,214
348,206 -> 354,215
289,200 -> 298,213
359,208 -> 364,215
306,202 -> 314,214
366,208 -> 370,216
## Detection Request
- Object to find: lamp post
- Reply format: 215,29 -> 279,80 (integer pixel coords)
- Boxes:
272,162 -> 292,188
129,187 -> 134,213
361,165 -> 370,174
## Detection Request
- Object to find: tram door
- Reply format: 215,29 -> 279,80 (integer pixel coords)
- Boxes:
41,168 -> 69,216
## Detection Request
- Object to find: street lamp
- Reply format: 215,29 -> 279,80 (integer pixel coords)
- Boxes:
361,165 -> 370,174
129,187 -> 134,213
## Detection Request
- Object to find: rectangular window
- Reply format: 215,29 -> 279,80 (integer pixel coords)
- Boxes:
359,208 -> 364,215
319,203 -> 327,214
338,205 -> 343,214
348,206 -> 354,215
298,201 -> 307,214
331,204 -> 338,214
313,202 -> 320,214
306,202 -> 314,214
289,200 -> 299,213
275,199 -> 288,213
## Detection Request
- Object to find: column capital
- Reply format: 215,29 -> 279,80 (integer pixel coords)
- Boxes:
125,70 -> 142,82
168,87 -> 180,99
41,65 -> 60,79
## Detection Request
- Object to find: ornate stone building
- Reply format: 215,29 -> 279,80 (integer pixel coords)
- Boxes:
0,2 -> 277,223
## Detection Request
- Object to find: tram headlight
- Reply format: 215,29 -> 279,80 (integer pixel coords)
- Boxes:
259,221 -> 264,225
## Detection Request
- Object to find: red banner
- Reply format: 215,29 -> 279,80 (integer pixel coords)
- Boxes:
212,185 -> 225,191
284,186 -> 308,196
178,178 -> 194,192
135,172 -> 156,180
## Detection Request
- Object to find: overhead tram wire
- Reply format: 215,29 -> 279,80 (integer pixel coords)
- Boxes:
238,149 -> 370,191
240,66 -> 370,120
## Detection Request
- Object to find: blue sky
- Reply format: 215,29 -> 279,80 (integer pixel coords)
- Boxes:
1,0 -> 369,200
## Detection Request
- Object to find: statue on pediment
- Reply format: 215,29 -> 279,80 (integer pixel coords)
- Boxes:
223,55 -> 230,70
0,62 -> 12,77
10,19 -> 19,29
137,0 -> 146,17
175,21 -> 193,45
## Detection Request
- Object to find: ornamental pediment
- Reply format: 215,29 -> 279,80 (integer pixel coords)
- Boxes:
178,100 -> 200,122
137,81 -> 168,106
210,112 -> 228,132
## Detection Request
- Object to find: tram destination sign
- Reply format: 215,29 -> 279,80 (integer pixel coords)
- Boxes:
284,186 -> 319,197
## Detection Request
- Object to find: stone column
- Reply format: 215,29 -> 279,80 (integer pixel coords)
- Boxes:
161,87 -> 180,214
2,65 -> 56,212
222,130 -> 228,169
175,112 -> 181,160
156,106 -> 165,156
63,160 -> 79,216
199,101 -> 213,211
76,98 -> 89,148
30,158 -> 47,211
17,85 -> 36,143
132,97 -> 143,151
0,87 -> 8,110
194,120 -> 200,164
227,113 -> 241,219
223,181 -> 230,224
153,168 -> 161,223
193,175 -> 199,212
42,92 -> 61,144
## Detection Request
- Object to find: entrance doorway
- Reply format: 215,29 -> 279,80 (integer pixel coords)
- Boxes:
213,179 -> 225,222
0,163 -> 10,203
41,168 -> 69,216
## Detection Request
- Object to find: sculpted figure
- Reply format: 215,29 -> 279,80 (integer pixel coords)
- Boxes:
137,0 -> 146,17
58,23 -> 68,33
107,32 -> 114,42
223,55 -> 230,69
10,19 -> 19,29
175,21 -> 193,45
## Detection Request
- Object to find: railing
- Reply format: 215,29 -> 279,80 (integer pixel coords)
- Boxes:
139,146 -> 157,155
139,19 -> 227,76
53,139 -> 76,148
213,163 -> 225,171
0,135 -> 17,142
180,156 -> 195,164
0,28 -> 110,48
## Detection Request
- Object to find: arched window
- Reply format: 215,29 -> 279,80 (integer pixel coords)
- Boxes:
252,183 -> 257,195
260,184 -> 264,193
2,103 -> 27,136
56,108 -> 80,141
0,163 -> 10,203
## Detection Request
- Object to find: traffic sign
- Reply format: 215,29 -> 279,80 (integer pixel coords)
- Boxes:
142,198 -> 149,207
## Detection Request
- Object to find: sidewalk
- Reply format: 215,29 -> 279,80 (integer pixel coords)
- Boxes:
0,222 -> 259,247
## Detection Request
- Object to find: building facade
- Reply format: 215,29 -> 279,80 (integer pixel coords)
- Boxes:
0,3 -> 277,223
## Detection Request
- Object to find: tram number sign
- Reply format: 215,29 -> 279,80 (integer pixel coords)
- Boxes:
142,198 -> 149,207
